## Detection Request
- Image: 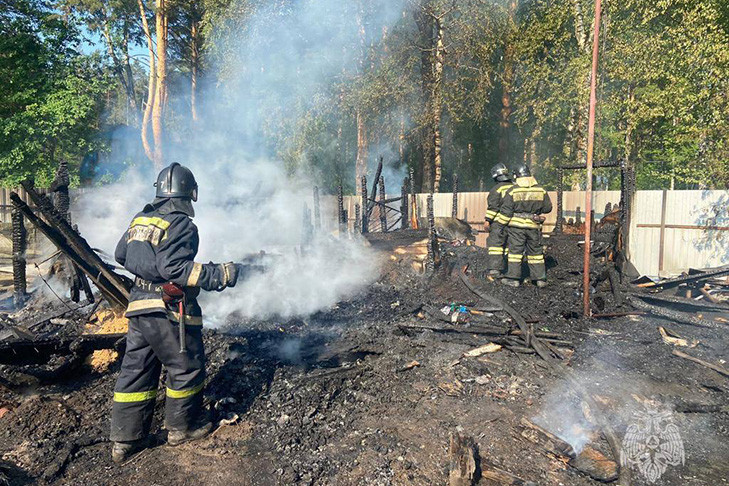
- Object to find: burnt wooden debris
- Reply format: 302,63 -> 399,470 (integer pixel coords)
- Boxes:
378,176 -> 387,232
11,206 -> 27,308
360,175 -> 368,234
452,173 -> 459,218
11,183 -> 131,310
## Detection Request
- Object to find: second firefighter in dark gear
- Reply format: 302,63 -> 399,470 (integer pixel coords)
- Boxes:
110,163 -> 241,463
499,164 -> 553,287
484,163 -> 513,276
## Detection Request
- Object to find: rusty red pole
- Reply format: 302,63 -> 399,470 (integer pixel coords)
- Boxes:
583,0 -> 602,318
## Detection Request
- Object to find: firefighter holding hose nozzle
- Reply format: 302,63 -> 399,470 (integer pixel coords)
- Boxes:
110,163 -> 244,463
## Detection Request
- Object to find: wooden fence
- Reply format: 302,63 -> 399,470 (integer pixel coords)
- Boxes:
332,189 -> 728,277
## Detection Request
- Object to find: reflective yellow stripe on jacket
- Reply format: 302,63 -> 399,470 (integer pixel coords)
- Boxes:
508,216 -> 540,229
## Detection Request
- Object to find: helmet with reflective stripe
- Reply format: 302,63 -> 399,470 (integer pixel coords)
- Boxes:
513,164 -> 531,178
154,163 -> 198,201
490,163 -> 510,182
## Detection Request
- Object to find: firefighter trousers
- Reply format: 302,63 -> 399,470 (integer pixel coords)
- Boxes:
110,314 -> 206,442
505,227 -> 546,282
485,221 -> 508,272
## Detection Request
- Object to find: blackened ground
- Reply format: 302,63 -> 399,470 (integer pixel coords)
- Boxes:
0,233 -> 727,486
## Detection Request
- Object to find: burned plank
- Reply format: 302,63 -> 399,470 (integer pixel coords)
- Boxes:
11,191 -> 130,309
672,349 -> 729,378
640,265 -> 729,290
0,333 -> 126,365
632,291 -> 729,313
449,432 -> 479,486
459,272 -> 554,362
628,296 -> 725,329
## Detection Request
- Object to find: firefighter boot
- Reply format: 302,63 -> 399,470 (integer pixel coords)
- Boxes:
167,420 -> 213,446
112,438 -> 149,464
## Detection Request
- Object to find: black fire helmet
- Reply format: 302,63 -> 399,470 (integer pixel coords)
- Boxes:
154,162 -> 198,202
490,163 -> 510,182
513,164 -> 531,178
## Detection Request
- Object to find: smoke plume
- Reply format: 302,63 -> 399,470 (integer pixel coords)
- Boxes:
73,0 -> 410,326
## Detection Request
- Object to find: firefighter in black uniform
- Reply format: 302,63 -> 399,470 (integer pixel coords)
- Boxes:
500,164 -> 553,287
111,163 -> 240,463
484,163 -> 514,277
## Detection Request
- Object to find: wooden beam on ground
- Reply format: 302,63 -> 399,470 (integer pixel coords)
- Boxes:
672,350 -> 729,378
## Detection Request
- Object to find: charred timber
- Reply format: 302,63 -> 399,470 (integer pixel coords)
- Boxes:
11,190 -> 130,309
452,173 -> 459,218
360,176 -> 368,234
11,207 -> 27,308
627,296 -> 726,329
379,176 -> 387,232
354,203 -> 361,234
367,158 -> 384,215
559,160 -> 621,170
400,181 -> 409,229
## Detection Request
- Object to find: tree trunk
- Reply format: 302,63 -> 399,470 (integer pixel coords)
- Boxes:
431,15 -> 444,193
138,0 -> 156,164
499,0 -> 517,166
414,1 -> 434,192
191,20 -> 200,124
152,0 -> 168,170
355,110 -> 368,194
121,22 -> 138,124
101,14 -> 137,119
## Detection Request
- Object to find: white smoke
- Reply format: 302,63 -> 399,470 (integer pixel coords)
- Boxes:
72,0 -> 408,326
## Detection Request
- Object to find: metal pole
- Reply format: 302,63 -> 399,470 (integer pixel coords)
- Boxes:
583,0 -> 602,318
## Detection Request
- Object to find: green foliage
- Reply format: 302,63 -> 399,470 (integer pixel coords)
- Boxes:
0,0 -> 110,187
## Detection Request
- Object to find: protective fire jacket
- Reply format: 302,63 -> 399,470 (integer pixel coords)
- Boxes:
485,181 -> 513,225
115,198 -> 229,326
500,177 -> 553,229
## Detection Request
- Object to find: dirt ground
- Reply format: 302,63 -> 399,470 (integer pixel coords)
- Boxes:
0,232 -> 727,486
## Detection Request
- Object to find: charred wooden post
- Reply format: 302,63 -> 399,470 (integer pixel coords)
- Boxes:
451,173 -> 459,218
337,185 -> 345,235
478,178 -> 484,193
313,186 -> 321,230
620,159 -> 635,254
409,167 -> 418,229
400,180 -> 409,229
302,202 -> 313,248
378,176 -> 387,232
426,194 -> 439,270
12,207 -> 27,308
51,160 -> 71,223
14,183 -> 131,308
360,176 -> 368,234
354,203 -> 361,234
368,157 -> 384,217
555,166 -> 564,233
604,202 -> 612,217
575,206 -> 582,225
